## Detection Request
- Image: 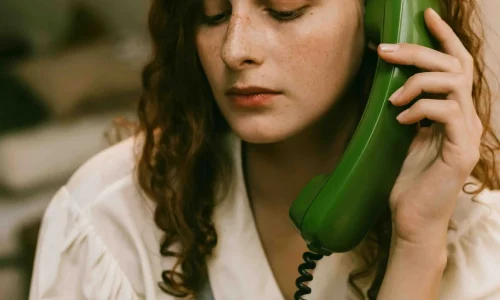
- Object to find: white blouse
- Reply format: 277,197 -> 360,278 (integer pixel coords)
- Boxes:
29,133 -> 500,300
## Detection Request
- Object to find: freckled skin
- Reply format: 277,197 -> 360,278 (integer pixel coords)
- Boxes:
196,0 -> 366,143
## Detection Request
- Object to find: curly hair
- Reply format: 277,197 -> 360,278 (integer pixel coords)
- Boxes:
135,0 -> 500,298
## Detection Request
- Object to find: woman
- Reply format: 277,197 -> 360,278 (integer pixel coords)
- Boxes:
29,0 -> 500,299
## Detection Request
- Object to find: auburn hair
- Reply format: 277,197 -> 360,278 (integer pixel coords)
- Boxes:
135,0 -> 500,298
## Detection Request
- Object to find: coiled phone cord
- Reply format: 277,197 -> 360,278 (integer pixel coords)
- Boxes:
294,251 -> 324,300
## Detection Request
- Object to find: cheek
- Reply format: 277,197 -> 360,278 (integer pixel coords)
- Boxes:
196,33 -> 223,86
279,11 -> 365,104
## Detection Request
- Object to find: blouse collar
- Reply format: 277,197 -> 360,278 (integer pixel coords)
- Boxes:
205,133 -> 371,300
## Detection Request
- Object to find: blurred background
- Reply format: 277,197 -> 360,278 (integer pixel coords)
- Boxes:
0,1 -> 498,299
0,0 -> 149,298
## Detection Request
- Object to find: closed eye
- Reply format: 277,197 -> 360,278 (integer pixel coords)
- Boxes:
202,11 -> 231,26
267,7 -> 307,21
201,6 -> 308,26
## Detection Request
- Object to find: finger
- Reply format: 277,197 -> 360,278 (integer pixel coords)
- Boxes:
388,71 -> 482,133
396,99 -> 467,147
388,72 -> 470,106
424,8 -> 474,81
378,43 -> 463,73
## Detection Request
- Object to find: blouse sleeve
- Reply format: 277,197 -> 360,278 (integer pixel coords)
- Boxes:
440,188 -> 500,300
29,187 -> 139,300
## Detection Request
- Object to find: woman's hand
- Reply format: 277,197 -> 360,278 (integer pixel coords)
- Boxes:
377,8 -> 483,248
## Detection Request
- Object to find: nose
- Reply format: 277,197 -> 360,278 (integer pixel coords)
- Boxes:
221,12 -> 265,71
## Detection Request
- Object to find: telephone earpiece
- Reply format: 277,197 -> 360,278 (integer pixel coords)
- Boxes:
289,0 -> 442,255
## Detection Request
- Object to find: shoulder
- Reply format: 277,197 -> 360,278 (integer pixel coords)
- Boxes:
447,178 -> 500,244
440,178 -> 500,300
59,135 -> 159,245
64,136 -> 140,208
30,136 -> 167,300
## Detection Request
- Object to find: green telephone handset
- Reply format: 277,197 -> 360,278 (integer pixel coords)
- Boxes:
290,0 -> 442,257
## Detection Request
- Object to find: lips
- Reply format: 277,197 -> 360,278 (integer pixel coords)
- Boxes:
225,86 -> 281,96
225,85 -> 281,107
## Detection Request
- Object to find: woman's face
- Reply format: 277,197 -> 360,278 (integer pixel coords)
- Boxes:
196,0 -> 366,143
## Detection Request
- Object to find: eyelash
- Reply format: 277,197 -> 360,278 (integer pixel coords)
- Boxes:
202,7 -> 305,26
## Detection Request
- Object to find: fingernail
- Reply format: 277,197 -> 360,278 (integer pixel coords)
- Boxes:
429,8 -> 441,20
396,109 -> 409,122
379,43 -> 400,52
388,86 -> 404,102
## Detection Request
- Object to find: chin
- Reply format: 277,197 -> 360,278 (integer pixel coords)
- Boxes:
228,117 -> 301,144
235,131 -> 283,144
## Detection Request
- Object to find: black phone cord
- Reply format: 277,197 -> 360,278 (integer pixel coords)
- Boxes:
294,251 -> 324,300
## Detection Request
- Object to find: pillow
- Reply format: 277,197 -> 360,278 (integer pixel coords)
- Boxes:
11,41 -> 142,119
0,110 -> 135,192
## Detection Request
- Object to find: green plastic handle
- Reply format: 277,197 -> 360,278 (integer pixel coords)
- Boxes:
289,0 -> 442,255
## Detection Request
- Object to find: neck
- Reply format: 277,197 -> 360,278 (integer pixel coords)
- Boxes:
242,94 -> 362,209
